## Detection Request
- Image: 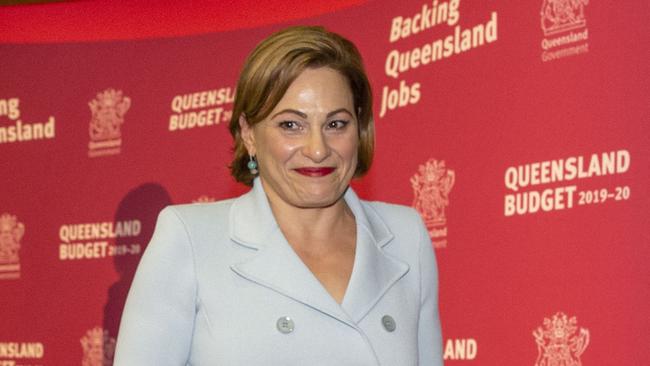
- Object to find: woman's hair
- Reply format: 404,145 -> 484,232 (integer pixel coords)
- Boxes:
229,25 -> 374,186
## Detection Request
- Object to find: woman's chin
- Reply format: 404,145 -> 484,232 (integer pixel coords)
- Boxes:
260,171 -> 351,209
292,193 -> 341,209
289,186 -> 348,209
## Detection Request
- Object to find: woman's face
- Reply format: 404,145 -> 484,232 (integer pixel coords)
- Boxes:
241,67 -> 359,209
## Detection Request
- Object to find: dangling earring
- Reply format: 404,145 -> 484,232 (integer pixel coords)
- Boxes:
247,155 -> 258,175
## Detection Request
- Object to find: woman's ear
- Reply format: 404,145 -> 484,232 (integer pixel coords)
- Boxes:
239,115 -> 256,156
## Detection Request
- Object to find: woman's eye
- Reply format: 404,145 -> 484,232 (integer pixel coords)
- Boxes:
279,121 -> 300,130
327,120 -> 349,130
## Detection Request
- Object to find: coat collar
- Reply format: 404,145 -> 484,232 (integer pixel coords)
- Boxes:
229,178 -> 409,326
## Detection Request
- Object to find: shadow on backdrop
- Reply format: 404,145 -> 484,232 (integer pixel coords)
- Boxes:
104,183 -> 173,340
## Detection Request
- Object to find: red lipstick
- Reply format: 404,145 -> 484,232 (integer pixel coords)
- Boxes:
294,167 -> 335,177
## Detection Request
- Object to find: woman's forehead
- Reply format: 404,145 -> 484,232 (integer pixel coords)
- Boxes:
269,68 -> 354,116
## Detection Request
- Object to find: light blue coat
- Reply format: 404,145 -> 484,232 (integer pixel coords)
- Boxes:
114,179 -> 443,365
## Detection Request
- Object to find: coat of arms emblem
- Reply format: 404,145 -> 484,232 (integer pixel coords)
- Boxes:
541,0 -> 589,35
411,159 -> 455,244
88,88 -> 131,157
0,213 -> 24,279
80,327 -> 115,366
533,312 -> 590,366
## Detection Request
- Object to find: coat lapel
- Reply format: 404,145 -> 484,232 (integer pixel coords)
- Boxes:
229,179 -> 355,327
341,189 -> 410,323
229,179 -> 409,327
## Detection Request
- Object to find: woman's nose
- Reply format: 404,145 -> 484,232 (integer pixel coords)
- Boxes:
301,130 -> 330,162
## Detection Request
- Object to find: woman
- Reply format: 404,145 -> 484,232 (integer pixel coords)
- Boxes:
114,26 -> 442,365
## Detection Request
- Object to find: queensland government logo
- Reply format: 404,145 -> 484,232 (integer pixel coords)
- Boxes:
0,213 -> 25,280
533,312 -> 590,366
81,327 -> 115,366
88,89 -> 131,157
411,159 -> 455,248
540,0 -> 589,62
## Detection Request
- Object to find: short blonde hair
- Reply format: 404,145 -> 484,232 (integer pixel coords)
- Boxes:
229,26 -> 374,186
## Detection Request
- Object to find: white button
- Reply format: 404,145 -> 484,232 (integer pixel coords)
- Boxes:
382,315 -> 396,332
276,316 -> 295,334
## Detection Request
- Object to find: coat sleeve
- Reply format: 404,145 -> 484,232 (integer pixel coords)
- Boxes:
416,217 -> 444,366
113,206 -> 197,366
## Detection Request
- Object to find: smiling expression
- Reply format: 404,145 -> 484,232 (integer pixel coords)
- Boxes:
240,67 -> 359,209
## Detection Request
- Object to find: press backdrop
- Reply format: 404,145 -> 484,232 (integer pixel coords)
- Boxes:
1,1 -> 648,365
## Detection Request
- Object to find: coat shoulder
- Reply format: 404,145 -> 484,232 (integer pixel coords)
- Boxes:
360,200 -> 426,252
163,198 -> 235,225
363,200 -> 423,230
156,198 -> 236,243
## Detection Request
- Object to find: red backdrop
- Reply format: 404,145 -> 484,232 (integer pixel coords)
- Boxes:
1,1 -> 648,365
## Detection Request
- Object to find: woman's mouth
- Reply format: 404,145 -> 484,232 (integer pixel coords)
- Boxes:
293,167 -> 336,177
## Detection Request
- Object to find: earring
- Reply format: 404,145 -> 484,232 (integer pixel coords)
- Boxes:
247,155 -> 258,175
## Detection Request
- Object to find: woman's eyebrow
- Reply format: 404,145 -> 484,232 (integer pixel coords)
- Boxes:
270,109 -> 307,119
326,108 -> 354,118
270,108 -> 354,119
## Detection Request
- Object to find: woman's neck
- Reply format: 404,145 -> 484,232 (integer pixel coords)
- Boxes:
260,180 -> 356,254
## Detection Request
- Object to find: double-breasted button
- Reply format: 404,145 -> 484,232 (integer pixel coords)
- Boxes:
382,315 -> 396,332
276,316 -> 295,334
